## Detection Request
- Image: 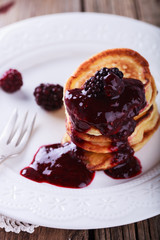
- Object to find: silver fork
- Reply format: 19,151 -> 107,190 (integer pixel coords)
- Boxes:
0,109 -> 36,164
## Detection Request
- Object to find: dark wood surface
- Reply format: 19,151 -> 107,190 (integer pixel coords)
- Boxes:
0,0 -> 160,239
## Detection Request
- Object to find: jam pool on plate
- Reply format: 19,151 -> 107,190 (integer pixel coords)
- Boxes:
21,142 -> 95,189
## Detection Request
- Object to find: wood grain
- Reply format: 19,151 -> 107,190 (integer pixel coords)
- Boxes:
135,0 -> 160,26
0,227 -> 89,240
0,0 -> 159,239
84,0 -> 138,18
84,0 -> 160,26
0,0 -> 81,27
1,217 -> 159,239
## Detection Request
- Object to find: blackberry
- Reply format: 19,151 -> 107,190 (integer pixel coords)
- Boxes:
0,69 -> 23,93
83,67 -> 124,97
97,67 -> 109,77
84,76 -> 104,96
95,67 -> 123,79
34,83 -> 63,111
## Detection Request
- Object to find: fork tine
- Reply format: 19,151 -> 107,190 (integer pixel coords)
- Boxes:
11,111 -> 29,146
0,109 -> 18,143
17,113 -> 36,149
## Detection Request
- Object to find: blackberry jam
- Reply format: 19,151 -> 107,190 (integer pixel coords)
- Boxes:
20,142 -> 95,188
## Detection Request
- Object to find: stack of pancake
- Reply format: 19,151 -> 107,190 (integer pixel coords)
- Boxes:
62,48 -> 160,170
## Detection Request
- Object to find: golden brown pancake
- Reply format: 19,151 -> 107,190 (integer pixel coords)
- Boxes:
63,48 -> 159,170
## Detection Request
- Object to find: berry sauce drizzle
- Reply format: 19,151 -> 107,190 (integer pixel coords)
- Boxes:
105,141 -> 142,178
65,78 -> 146,137
105,156 -> 142,179
65,77 -> 146,179
20,142 -> 95,188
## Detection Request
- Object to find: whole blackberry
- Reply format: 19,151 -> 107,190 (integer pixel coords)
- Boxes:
83,67 -> 124,97
34,84 -> 63,111
0,69 -> 23,93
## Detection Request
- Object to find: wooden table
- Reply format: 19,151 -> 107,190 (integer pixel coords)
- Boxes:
0,0 -> 160,239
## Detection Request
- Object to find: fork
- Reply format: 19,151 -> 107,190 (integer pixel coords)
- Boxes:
0,109 -> 36,164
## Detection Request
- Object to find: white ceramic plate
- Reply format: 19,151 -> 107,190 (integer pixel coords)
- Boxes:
0,13 -> 160,229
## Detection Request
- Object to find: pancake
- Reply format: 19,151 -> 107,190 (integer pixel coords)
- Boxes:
63,48 -> 159,170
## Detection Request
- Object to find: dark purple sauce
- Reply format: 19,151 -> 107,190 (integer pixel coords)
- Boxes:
105,141 -> 142,179
0,1 -> 14,14
65,78 -> 146,137
20,142 -> 95,188
65,78 -> 146,179
105,156 -> 142,179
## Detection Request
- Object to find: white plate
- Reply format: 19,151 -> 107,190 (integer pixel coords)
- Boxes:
0,13 -> 160,229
